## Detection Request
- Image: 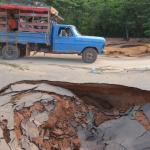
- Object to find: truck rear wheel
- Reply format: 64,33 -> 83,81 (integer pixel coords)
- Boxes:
2,44 -> 20,60
82,48 -> 98,63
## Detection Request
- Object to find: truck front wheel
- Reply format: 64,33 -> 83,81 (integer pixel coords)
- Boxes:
82,48 -> 98,63
2,45 -> 20,60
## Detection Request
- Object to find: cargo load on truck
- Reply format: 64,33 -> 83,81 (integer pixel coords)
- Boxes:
0,4 -> 63,33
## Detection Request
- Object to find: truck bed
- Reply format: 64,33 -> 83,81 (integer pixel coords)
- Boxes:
0,32 -> 50,45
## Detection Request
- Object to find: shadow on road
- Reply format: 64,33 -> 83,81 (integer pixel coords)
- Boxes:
0,54 -> 85,65
22,56 -> 84,64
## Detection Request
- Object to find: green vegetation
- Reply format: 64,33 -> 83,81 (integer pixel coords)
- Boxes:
50,0 -> 150,38
0,0 -> 150,38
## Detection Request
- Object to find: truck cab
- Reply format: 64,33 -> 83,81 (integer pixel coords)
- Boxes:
52,24 -> 105,63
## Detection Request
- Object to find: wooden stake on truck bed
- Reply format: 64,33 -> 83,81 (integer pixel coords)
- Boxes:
0,10 -> 7,32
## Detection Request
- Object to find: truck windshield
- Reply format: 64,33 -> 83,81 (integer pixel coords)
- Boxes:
72,26 -> 81,36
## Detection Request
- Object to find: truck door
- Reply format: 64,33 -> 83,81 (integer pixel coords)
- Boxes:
53,27 -> 76,53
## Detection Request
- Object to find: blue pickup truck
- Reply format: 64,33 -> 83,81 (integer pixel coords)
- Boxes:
0,5 -> 105,63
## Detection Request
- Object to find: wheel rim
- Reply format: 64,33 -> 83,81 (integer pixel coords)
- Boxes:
5,45 -> 18,58
86,51 -> 95,61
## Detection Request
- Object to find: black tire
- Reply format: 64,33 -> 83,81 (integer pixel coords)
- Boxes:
82,48 -> 98,63
2,44 -> 20,60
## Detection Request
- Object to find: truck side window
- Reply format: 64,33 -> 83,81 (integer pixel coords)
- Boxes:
58,28 -> 73,37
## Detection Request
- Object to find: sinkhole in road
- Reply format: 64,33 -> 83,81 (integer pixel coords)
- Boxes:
0,80 -> 150,150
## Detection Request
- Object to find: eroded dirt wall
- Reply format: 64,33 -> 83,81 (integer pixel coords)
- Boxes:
1,80 -> 150,112
0,81 -> 150,150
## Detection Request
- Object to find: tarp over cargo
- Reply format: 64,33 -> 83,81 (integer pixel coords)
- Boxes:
0,4 -> 58,15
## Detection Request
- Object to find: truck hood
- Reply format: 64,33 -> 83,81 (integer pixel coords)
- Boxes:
77,35 -> 106,43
